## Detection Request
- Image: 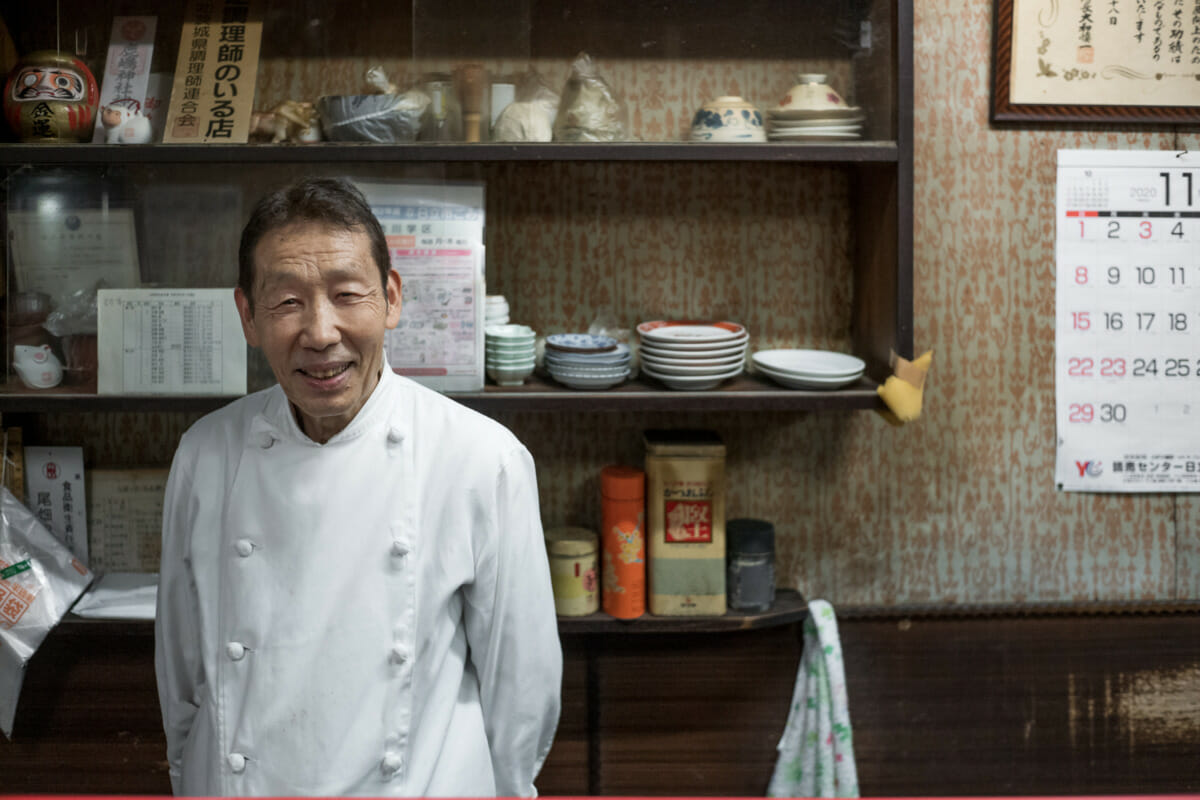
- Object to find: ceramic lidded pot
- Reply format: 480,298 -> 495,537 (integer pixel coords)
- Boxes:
776,73 -> 848,111
689,96 -> 765,142
4,51 -> 99,142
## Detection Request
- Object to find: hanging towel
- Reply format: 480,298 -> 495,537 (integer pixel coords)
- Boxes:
768,599 -> 859,798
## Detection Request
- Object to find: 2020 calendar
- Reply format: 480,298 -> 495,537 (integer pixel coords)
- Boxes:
1057,149 -> 1200,491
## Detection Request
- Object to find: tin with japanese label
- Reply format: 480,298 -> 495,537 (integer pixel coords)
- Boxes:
544,526 -> 599,616
643,429 -> 726,616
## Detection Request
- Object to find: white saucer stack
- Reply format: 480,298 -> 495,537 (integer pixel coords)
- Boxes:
766,107 -> 864,141
751,349 -> 865,389
637,321 -> 748,390
544,333 -> 631,390
485,295 -> 510,326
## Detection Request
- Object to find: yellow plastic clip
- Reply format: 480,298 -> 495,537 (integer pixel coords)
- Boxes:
876,350 -> 933,426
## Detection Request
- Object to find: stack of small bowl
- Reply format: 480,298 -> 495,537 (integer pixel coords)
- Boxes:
486,295 -> 510,326
485,324 -> 536,386
638,320 -> 749,390
544,333 -> 631,390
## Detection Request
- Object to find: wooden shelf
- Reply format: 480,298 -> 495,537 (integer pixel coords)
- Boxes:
59,588 -> 807,636
450,373 -> 882,412
0,141 -> 900,166
556,588 -> 807,634
0,373 -> 881,413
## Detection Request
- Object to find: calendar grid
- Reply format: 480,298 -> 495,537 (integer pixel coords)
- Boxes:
1056,150 -> 1200,492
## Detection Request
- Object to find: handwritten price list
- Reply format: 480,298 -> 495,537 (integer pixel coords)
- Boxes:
1056,150 -> 1200,491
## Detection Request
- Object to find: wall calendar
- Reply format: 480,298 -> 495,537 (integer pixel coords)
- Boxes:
1057,149 -> 1200,491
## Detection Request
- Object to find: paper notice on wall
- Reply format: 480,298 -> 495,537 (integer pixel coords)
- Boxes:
1055,149 -> 1200,491
85,469 -> 167,573
358,181 -> 486,392
97,288 -> 246,395
22,447 -> 88,564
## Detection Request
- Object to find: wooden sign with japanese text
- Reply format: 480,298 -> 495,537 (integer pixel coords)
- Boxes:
162,0 -> 262,143
1056,149 -> 1200,491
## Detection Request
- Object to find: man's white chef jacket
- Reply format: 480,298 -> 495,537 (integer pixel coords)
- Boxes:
155,364 -> 562,796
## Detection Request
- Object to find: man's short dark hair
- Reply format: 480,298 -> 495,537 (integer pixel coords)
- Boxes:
238,177 -> 390,306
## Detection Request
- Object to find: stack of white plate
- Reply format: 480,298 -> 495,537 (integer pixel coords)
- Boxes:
637,320 -> 748,390
752,349 -> 865,389
485,324 -> 535,386
544,333 -> 630,390
485,295 -> 510,326
766,107 -> 864,141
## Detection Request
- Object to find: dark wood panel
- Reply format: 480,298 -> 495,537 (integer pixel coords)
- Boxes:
536,643 -> 590,795
5,613 -> 1200,795
2,625 -> 170,793
842,613 -> 1200,795
592,627 -> 803,796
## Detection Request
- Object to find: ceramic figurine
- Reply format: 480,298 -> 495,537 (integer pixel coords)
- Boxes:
248,100 -> 319,143
100,100 -> 153,143
13,344 -> 63,389
365,65 -> 399,95
4,50 -> 99,142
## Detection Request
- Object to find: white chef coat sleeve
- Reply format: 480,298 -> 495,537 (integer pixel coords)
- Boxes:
463,444 -> 562,798
154,450 -> 205,795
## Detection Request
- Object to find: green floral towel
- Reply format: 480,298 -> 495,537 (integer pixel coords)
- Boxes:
768,600 -> 859,798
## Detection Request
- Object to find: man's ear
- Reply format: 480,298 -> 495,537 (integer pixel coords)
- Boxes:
234,287 -> 260,347
385,271 -> 402,330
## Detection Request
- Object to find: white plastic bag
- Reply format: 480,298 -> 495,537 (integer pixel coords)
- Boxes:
0,486 -> 93,737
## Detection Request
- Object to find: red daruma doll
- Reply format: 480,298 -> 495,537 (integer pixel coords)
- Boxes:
4,51 -> 99,142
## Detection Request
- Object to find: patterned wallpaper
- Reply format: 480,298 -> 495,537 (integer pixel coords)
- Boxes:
28,0 -> 1200,607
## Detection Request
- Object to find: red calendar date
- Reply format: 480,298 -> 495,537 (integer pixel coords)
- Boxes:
1064,358 -> 1200,378
1067,402 -> 1127,423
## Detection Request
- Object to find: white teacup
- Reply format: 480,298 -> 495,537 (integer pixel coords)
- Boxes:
776,74 -> 849,111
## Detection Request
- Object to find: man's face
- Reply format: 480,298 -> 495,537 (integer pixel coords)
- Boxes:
235,222 -> 401,443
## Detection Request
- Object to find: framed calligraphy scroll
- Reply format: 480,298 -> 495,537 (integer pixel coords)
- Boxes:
992,0 -> 1200,124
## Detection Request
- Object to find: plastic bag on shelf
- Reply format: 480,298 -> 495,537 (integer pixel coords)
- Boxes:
493,67 -> 560,143
0,486 -> 93,738
553,52 -> 628,142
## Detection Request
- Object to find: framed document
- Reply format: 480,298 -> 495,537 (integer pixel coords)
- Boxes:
993,0 -> 1200,124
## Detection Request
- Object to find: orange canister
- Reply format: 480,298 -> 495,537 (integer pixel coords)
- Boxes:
600,464 -> 646,619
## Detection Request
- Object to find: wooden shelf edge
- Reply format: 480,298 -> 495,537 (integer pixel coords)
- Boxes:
0,141 -> 900,165
557,589 -> 808,634
58,589 -> 807,636
0,375 -> 882,413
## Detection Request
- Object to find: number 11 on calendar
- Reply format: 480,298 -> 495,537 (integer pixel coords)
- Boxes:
1056,150 -> 1200,492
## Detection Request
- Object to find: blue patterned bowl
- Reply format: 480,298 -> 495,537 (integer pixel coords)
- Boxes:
689,96 -> 765,143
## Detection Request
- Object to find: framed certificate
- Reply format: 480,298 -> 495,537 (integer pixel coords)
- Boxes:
993,0 -> 1200,124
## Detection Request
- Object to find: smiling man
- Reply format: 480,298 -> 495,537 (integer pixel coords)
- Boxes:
155,177 -> 561,797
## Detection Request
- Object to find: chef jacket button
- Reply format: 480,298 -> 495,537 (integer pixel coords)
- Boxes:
388,644 -> 409,665
258,432 -> 275,449
235,539 -> 255,558
387,426 -> 403,444
391,540 -> 408,557
228,752 -> 247,773
226,642 -> 247,661
380,752 -> 403,775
